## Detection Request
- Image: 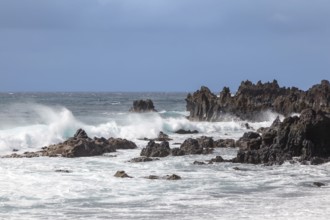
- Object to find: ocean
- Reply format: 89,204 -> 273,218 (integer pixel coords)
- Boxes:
1,92 -> 329,219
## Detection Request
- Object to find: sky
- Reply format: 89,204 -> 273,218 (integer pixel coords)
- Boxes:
0,0 -> 329,92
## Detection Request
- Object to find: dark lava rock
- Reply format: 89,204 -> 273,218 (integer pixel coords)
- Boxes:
209,156 -> 225,163
144,174 -> 181,180
55,169 -> 72,173
186,80 -> 330,121
74,128 -> 88,139
129,99 -> 156,113
180,138 -> 211,155
140,141 -> 171,157
197,136 -> 214,148
145,175 -> 161,180
214,139 -> 236,148
4,129 -> 138,158
155,131 -> 172,141
129,157 -> 158,163
193,161 -> 206,165
171,147 -> 185,156
313,182 -> 326,187
141,132 -> 172,142
114,170 -> 132,178
310,157 -> 328,165
42,131 -> 116,157
174,129 -> 199,134
165,174 -> 181,180
233,109 -> 330,165
108,137 -> 137,150
235,132 -> 262,151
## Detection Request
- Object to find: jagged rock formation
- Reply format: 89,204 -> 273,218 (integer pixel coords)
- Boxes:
4,129 -> 137,158
186,80 -> 330,121
233,109 -> 330,165
129,99 -> 156,112
140,141 -> 171,157
172,137 -> 214,156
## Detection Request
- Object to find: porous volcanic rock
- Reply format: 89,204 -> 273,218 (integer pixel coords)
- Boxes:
233,109 -> 330,165
140,141 -> 171,157
129,99 -> 156,112
108,137 -> 137,150
186,80 -> 330,121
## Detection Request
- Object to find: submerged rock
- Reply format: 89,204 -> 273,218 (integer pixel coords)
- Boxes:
174,129 -> 199,134
129,99 -> 156,112
128,157 -> 158,163
114,170 -> 132,178
165,174 -> 181,180
313,182 -> 326,187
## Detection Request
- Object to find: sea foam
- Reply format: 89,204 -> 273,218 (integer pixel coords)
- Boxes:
0,103 -> 281,154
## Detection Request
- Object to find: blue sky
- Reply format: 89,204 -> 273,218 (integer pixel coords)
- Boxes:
0,0 -> 329,92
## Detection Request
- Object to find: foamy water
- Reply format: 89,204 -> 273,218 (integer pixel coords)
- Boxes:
1,93 -> 329,219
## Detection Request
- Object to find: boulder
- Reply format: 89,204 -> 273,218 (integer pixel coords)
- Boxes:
129,99 -> 156,112
186,80 -> 330,121
140,141 -> 171,157
114,170 -> 132,178
108,137 -> 137,150
214,139 -> 236,148
180,138 -> 203,155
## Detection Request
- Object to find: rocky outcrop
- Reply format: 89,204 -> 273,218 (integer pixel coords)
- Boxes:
3,129 -> 137,158
42,135 -> 116,158
186,80 -> 330,121
108,138 -> 137,149
175,137 -> 214,155
129,99 -> 156,112
233,109 -> 330,165
140,141 -> 171,157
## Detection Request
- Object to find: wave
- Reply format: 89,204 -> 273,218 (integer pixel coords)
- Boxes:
0,104 -> 283,154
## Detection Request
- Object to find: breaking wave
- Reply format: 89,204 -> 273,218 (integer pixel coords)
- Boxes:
0,104 -> 283,154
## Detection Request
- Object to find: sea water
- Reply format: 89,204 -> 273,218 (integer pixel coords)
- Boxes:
0,92 -> 329,220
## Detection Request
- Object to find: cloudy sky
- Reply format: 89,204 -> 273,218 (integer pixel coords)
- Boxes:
0,0 -> 329,92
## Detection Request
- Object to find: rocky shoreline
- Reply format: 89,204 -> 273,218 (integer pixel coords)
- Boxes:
2,80 -> 330,167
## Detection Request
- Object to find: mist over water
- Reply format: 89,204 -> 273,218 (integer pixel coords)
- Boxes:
1,93 -> 329,220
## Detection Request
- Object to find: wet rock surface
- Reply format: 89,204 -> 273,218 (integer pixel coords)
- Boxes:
140,141 -> 171,157
129,99 -> 156,112
2,129 -> 137,158
186,80 -> 330,121
114,170 -> 132,178
174,129 -> 199,134
233,109 -> 330,165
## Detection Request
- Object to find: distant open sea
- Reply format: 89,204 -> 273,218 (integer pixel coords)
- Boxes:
1,92 -> 330,220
